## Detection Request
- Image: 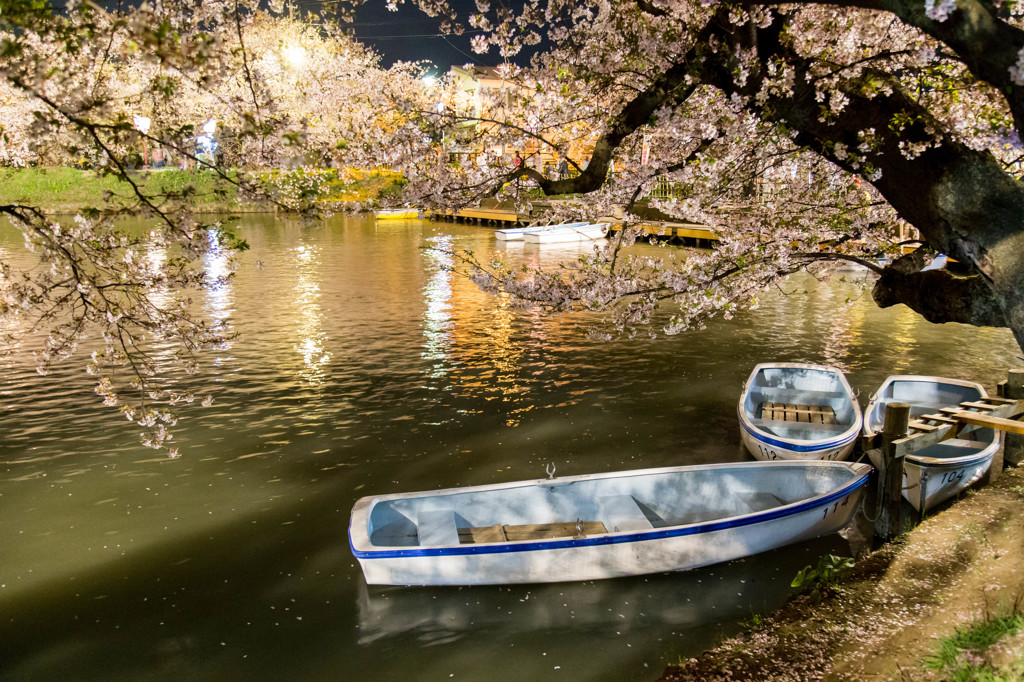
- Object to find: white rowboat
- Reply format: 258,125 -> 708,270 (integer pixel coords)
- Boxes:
738,363 -> 863,461
863,375 -> 1000,513
522,222 -> 609,244
495,221 -> 590,241
348,460 -> 871,586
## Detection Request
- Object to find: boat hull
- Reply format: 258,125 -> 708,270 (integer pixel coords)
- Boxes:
737,363 -> 863,462
523,222 -> 608,243
863,375 -> 999,513
349,461 -> 870,586
495,222 -> 588,241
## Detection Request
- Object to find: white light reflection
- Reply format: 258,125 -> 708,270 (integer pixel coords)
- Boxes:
293,242 -> 331,386
202,229 -> 234,334
421,235 -> 454,376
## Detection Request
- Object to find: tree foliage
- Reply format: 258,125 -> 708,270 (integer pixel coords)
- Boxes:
4,0 -> 1024,450
0,0 -> 423,451
349,0 -> 1024,351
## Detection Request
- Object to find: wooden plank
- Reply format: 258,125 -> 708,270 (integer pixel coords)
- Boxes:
458,524 -> 507,544
917,413 -> 959,425
960,401 -> 998,411
908,421 -> 941,432
895,398 -> 1024,458
784,404 -> 798,422
948,411 -> 1024,436
502,521 -> 608,541
979,396 -> 1017,406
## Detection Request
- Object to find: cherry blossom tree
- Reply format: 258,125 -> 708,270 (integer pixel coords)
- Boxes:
360,0 -> 1024,350
0,0 -> 414,451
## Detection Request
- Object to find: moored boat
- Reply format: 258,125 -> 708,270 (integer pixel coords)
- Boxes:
348,460 -> 871,586
863,375 -> 1000,513
495,221 -> 589,241
738,362 -> 863,461
522,222 -> 609,244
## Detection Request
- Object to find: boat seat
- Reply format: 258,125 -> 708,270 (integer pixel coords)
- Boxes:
457,521 -> 608,543
458,524 -> 507,544
502,521 -> 607,541
736,492 -> 784,513
599,495 -> 655,532
417,509 -> 460,547
760,402 -> 835,424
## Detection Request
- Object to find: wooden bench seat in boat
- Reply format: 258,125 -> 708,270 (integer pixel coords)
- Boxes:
760,401 -> 836,424
456,521 -> 609,544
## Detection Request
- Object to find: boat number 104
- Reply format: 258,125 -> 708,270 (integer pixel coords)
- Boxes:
822,495 -> 850,519
940,469 -> 966,485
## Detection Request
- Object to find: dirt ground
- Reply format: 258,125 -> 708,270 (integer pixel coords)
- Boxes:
659,463 -> 1024,681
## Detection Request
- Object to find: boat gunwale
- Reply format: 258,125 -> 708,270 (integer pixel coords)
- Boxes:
737,362 -> 863,450
736,410 -> 861,451
907,447 -> 998,468
348,461 -> 871,560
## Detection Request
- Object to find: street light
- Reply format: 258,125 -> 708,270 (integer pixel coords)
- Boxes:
283,45 -> 306,69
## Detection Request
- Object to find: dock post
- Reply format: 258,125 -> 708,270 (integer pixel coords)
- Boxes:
875,402 -> 911,541
1004,369 -> 1024,468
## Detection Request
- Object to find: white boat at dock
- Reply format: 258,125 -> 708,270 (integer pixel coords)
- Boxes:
494,221 -> 590,241
375,208 -> 419,220
738,362 -> 863,461
348,460 -> 871,586
863,375 -> 1000,513
522,222 -> 609,244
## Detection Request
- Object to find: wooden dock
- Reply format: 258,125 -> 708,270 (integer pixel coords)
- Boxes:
609,221 -> 719,246
430,207 -> 525,225
429,205 -> 720,243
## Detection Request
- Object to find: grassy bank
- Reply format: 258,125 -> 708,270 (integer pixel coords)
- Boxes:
0,167 -> 402,213
660,464 -> 1024,681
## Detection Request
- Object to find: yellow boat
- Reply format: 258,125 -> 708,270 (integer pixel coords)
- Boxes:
375,208 -> 419,220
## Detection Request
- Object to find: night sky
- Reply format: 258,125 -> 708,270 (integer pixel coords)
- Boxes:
346,0 -> 484,70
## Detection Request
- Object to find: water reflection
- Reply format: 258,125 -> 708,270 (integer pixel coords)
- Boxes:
292,241 -> 331,386
202,229 -> 234,329
0,215 -> 1019,682
422,235 -> 454,378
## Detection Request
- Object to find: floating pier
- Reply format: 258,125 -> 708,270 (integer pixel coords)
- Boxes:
609,221 -> 719,247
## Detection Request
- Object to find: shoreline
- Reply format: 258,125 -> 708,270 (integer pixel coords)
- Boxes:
658,461 -> 1024,681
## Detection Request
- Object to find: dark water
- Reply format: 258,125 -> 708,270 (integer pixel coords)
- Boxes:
0,215 -> 1017,680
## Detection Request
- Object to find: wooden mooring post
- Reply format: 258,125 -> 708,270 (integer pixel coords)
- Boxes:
874,402 -> 910,541
1002,368 -> 1024,468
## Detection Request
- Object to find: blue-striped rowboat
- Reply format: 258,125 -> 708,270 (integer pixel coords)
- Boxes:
738,363 -> 863,462
348,460 -> 870,586
863,375 -> 1000,513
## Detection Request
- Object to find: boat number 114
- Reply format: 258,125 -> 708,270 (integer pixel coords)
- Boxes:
822,495 -> 850,519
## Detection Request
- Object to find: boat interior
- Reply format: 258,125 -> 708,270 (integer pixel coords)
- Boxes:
864,378 -> 998,459
365,466 -> 859,549
742,367 -> 858,440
